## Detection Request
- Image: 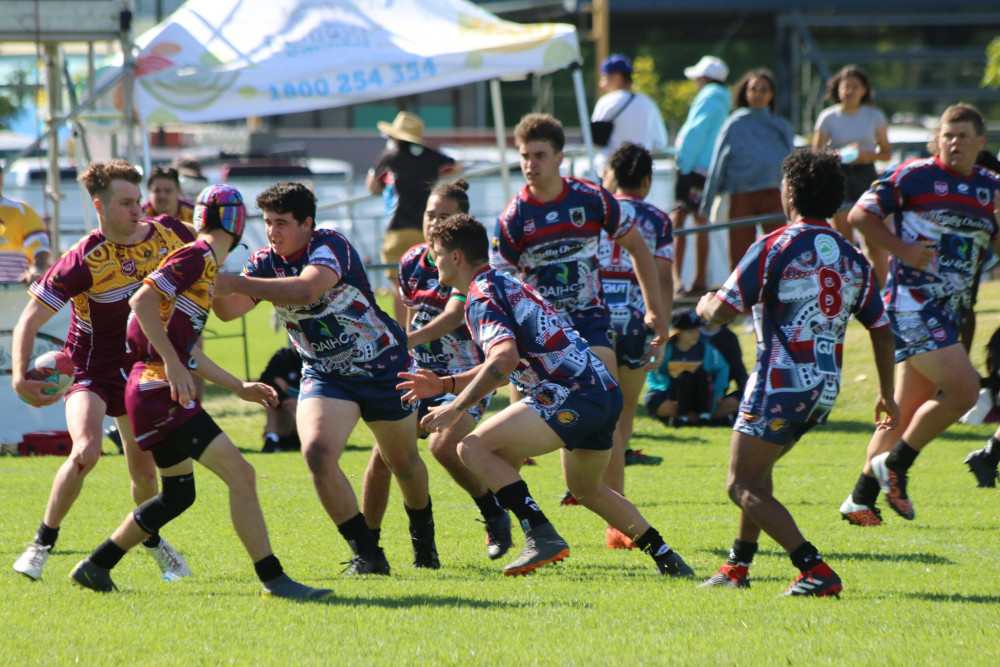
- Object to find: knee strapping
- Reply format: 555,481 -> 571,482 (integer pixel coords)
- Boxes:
133,473 -> 196,534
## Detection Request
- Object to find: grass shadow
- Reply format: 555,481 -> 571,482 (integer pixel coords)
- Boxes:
899,592 -> 1000,604
824,551 -> 952,565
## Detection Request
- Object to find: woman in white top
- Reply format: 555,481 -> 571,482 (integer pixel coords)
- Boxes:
812,64 -> 892,285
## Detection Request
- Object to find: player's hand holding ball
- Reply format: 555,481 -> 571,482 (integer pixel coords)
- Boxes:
18,350 -> 75,407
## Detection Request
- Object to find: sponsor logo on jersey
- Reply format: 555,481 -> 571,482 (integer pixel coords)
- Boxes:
769,418 -> 788,432
958,183 -> 969,194
814,234 -> 840,265
524,219 -> 536,235
978,188 -> 992,206
120,257 -> 136,276
556,410 -> 579,425
570,207 -> 586,227
934,181 -> 948,196
546,211 -> 559,222
275,267 -> 285,278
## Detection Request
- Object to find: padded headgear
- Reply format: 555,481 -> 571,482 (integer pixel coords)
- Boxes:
194,184 -> 247,243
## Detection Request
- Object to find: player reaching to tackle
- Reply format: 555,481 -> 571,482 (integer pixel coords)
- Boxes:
70,185 -> 331,599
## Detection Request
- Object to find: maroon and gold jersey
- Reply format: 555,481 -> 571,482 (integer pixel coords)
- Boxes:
127,238 -> 217,376
28,215 -> 194,374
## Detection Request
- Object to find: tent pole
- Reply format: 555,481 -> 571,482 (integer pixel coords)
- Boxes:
570,63 -> 598,183
489,78 -> 511,203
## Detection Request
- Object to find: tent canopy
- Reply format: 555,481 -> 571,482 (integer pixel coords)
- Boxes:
124,0 -> 581,124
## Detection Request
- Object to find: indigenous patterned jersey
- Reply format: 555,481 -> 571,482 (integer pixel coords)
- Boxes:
141,199 -> 195,224
465,267 -> 618,395
28,216 -> 194,373
398,243 -> 482,374
491,177 -> 628,317
855,156 -> 1000,317
126,239 -> 217,379
598,194 -> 673,324
0,196 -> 49,281
716,220 -> 888,413
245,229 -> 408,377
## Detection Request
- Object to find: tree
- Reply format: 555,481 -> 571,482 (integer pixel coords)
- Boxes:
631,55 -> 697,136
0,69 -> 31,131
984,37 -> 1000,88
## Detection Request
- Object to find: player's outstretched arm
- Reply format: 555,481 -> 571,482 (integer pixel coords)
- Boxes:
406,296 -> 466,349
229,265 -> 338,306
212,292 -> 257,321
11,298 -> 60,406
868,325 -> 899,431
188,345 -> 277,408
420,339 -> 519,433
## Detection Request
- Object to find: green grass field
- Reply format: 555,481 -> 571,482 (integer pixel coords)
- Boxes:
4,291 -> 1000,665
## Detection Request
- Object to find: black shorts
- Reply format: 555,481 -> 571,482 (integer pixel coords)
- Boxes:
151,411 -> 223,468
673,172 -> 706,213
841,163 -> 877,205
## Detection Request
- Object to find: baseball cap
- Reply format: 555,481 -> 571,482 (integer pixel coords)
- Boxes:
600,54 -> 633,76
670,309 -> 704,336
194,184 -> 247,245
684,55 -> 729,82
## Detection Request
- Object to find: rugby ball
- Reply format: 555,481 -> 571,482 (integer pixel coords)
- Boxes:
26,350 -> 75,397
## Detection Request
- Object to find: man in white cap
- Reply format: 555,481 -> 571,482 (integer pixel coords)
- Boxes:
672,55 -> 730,297
590,54 -> 668,178
366,111 -> 461,324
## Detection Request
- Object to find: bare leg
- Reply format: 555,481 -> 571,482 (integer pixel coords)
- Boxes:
428,412 -> 489,497
562,448 -> 651,541
297,396 -> 363,524
361,445 -> 393,530
591,346 -> 623,494
727,432 -> 803,552
368,412 -> 429,511
115,416 -> 159,506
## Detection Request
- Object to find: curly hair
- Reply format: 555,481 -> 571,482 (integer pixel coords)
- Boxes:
425,213 -> 489,264
824,64 -> 874,105
514,113 -> 565,152
256,182 -> 316,226
78,159 -> 142,200
431,178 -> 471,214
782,149 -> 844,220
733,68 -> 778,112
608,142 -> 652,190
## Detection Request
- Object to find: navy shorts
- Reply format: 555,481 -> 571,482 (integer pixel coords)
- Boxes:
299,366 -> 416,422
889,307 -> 962,363
567,308 -> 615,352
524,381 -> 623,451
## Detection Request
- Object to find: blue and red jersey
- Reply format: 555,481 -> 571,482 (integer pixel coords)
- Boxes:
464,267 -> 618,395
398,243 -> 482,375
855,156 -> 1000,318
716,219 -> 888,414
244,229 -> 408,378
490,177 -> 629,318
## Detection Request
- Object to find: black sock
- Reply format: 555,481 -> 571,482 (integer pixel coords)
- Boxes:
90,539 -> 128,570
495,480 -> 549,530
885,440 -> 919,472
473,491 -> 505,520
852,473 -> 882,507
789,541 -> 823,572
984,436 -> 1000,466
405,497 -> 434,534
142,534 -> 162,549
36,522 -> 59,549
253,554 -> 284,583
371,528 -> 381,547
728,538 -> 758,566
337,513 -> 379,558
634,527 -> 672,559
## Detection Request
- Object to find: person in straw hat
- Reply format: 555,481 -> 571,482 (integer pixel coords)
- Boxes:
366,111 -> 461,325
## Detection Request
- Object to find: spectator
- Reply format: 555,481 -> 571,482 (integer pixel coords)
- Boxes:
590,54 -> 668,179
142,166 -> 195,224
366,111 -> 461,325
258,345 -> 303,453
0,164 -> 51,283
812,64 -> 892,286
700,319 -> 749,403
702,68 -> 794,270
644,309 -> 736,426
673,55 -> 730,295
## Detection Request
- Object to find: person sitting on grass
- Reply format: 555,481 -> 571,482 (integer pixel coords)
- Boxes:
258,344 -> 303,453
70,186 -> 331,599
398,212 -> 695,578
644,308 -> 735,427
